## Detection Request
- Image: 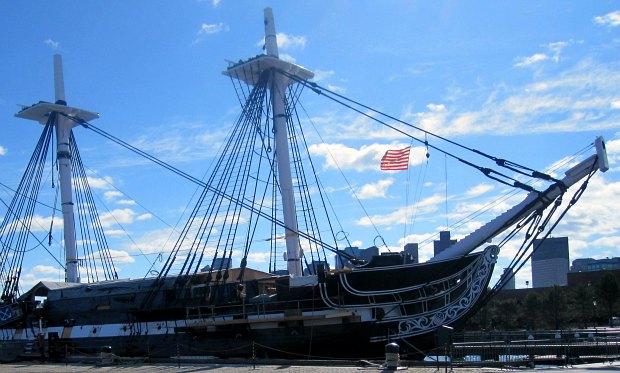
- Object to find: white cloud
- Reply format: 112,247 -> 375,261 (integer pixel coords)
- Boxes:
104,190 -> 123,200
404,103 -> 451,135
547,41 -> 569,62
465,183 -> 495,198
398,233 -> 436,261
427,103 -> 446,112
137,213 -> 153,221
126,228 -> 178,254
274,32 -> 306,50
198,22 -> 229,35
129,121 -> 222,164
99,208 -> 136,228
302,111 -> 399,142
279,53 -> 296,63
104,229 -> 126,236
313,69 -> 335,82
117,199 -> 137,206
606,137 -> 620,167
87,176 -> 114,190
321,57 -> 619,142
401,103 -> 478,137
327,84 -> 346,94
8,214 -> 60,233
193,22 -> 229,44
107,249 -> 135,264
515,53 -> 548,68
594,11 -> 620,27
247,251 -> 270,264
309,143 -> 383,172
356,193 -> 444,227
355,178 -> 394,199
448,111 -> 481,135
517,40 -> 577,66
449,60 -> 620,136
21,265 -> 65,287
311,69 -> 346,93
555,173 -> 620,240
349,240 -> 363,248
257,32 -> 306,51
212,0 -> 221,8
32,264 -> 63,275
44,38 -> 60,50
590,235 -> 620,249
308,143 -> 427,172
0,146 -> 6,155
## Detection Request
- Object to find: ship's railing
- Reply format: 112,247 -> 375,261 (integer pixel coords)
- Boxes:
184,296 -> 333,321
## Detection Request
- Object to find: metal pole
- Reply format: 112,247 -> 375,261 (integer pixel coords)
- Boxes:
264,7 -> 302,277
53,54 -> 80,283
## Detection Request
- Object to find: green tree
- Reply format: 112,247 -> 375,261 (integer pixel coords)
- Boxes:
468,306 -> 488,330
596,273 -> 619,322
522,292 -> 541,329
542,285 -> 567,330
492,299 -> 519,330
569,283 -> 595,328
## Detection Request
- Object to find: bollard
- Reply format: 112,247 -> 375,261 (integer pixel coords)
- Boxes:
100,346 -> 114,365
384,342 -> 400,370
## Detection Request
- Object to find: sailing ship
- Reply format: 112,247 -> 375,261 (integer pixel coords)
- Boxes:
0,8 -> 609,362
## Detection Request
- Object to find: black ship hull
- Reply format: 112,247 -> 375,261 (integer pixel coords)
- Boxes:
0,246 -> 497,361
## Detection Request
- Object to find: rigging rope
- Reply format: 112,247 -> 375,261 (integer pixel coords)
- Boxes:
52,64 -> 596,301
0,114 -> 55,302
476,159 -> 598,309
69,133 -> 118,281
63,108 -> 359,264
0,109 -> 122,303
0,196 -> 65,269
279,70 -> 560,193
295,100 -> 387,253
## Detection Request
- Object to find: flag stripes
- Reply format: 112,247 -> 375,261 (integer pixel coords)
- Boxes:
380,146 -> 411,171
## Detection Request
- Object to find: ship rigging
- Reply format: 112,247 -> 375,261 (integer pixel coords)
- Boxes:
0,7 -> 609,361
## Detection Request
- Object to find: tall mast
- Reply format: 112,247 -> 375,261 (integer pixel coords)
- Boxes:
223,8 -> 314,277
15,54 -> 99,283
264,8 -> 302,277
53,55 -> 79,283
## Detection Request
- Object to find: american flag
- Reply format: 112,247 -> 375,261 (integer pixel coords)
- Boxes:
380,146 -> 411,171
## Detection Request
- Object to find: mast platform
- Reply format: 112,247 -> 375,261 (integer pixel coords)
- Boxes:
16,101 -> 99,126
223,55 -> 314,86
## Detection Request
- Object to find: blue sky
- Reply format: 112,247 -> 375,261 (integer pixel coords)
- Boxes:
1,1 -> 619,290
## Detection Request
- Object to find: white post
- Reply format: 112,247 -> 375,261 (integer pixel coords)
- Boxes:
264,8 -> 302,277
53,54 -> 80,283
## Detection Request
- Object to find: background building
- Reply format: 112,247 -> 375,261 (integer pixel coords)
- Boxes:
335,246 -> 379,269
200,257 -> 232,272
571,257 -> 620,272
531,237 -> 569,288
500,267 -> 516,290
434,231 -> 457,257
568,257 -> 620,287
404,243 -> 419,264
304,260 -> 330,276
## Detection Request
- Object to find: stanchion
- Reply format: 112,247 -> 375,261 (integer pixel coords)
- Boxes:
384,342 -> 400,370
176,337 -> 180,369
252,341 -> 258,370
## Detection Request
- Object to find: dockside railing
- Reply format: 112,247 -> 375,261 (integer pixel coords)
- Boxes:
429,328 -> 620,367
